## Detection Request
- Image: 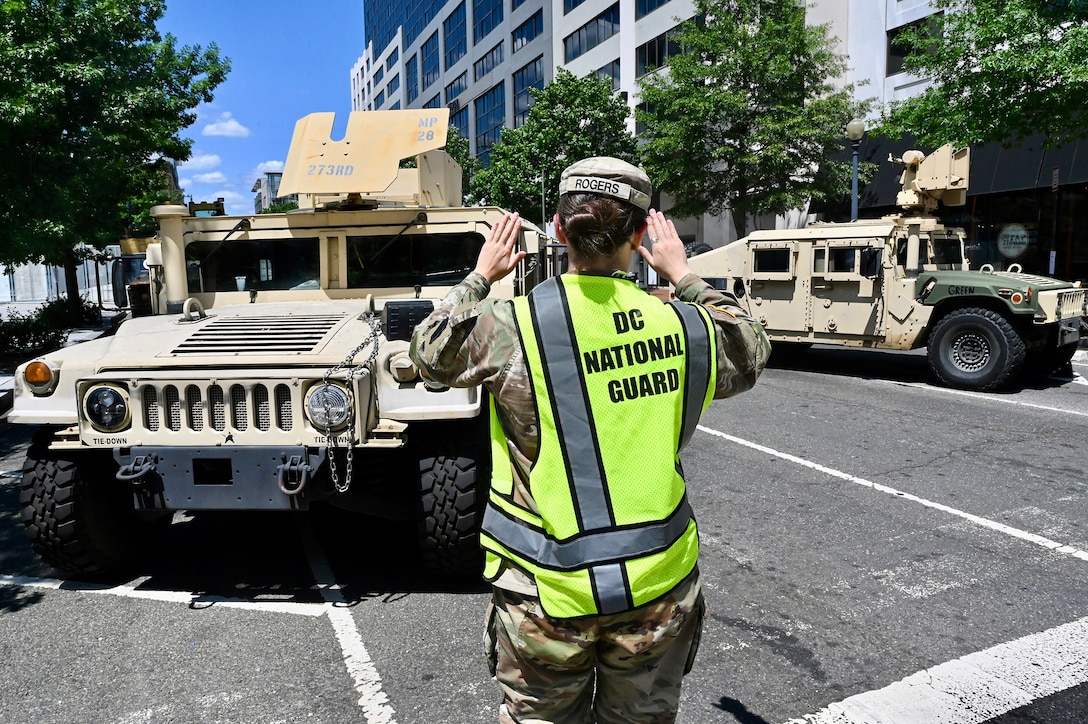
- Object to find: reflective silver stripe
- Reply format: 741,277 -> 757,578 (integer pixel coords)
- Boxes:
481,497 -> 694,571
529,279 -> 614,529
590,563 -> 630,614
669,301 -> 711,452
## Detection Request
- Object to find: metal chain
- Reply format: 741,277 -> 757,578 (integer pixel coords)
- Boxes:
322,312 -> 382,493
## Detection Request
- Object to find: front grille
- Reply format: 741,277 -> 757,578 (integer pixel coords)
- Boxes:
171,315 -> 345,355
1057,288 -> 1087,320
138,381 -> 294,434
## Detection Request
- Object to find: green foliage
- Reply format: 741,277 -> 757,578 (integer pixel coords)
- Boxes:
878,0 -> 1088,147
636,0 -> 871,237
262,200 -> 300,214
0,0 -> 230,266
0,297 -> 99,356
470,69 -> 637,225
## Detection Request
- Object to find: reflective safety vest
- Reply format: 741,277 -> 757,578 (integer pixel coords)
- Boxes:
480,274 -> 717,617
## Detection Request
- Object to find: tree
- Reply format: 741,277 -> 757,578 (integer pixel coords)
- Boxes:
470,68 -> 637,226
637,0 -> 871,238
0,0 -> 229,320
878,0 -> 1088,147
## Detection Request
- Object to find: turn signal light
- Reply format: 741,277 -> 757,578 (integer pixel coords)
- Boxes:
24,361 -> 53,386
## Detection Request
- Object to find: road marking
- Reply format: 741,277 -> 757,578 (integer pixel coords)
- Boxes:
696,425 -> 1088,562
0,573 -> 325,616
784,615 -> 1088,723
886,381 -> 1088,416
295,518 -> 398,723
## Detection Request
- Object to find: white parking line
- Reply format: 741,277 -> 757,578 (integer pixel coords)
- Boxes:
295,518 -> 398,723
0,573 -> 325,616
784,614 -> 1088,723
887,381 -> 1088,416
696,425 -> 1088,562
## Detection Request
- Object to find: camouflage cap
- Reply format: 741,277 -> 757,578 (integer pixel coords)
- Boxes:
558,157 -> 652,211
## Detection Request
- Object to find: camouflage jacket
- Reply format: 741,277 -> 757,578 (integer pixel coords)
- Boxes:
410,270 -> 770,589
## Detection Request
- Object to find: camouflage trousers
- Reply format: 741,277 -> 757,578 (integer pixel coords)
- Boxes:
483,571 -> 705,723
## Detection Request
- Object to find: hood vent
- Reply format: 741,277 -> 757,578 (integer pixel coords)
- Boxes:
171,314 -> 346,355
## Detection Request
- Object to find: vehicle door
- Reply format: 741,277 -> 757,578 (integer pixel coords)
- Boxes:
809,238 -> 886,338
744,240 -> 805,335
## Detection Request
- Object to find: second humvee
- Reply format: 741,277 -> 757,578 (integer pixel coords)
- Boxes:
687,145 -> 1088,391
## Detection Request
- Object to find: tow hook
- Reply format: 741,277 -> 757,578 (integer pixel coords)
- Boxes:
277,454 -> 313,495
116,455 -> 158,482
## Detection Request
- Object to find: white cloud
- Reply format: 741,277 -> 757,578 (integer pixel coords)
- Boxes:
254,160 -> 285,175
192,171 -> 228,185
203,112 -> 251,138
212,190 -> 253,216
178,152 -> 221,171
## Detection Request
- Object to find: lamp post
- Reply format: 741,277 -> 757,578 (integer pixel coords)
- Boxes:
846,119 -> 866,222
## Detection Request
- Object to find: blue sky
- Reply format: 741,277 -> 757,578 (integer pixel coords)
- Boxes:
159,1 -> 366,214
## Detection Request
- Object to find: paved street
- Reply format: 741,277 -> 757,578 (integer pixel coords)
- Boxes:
1,347 -> 1086,723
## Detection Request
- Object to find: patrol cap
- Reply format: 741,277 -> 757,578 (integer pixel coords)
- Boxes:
558,157 -> 652,212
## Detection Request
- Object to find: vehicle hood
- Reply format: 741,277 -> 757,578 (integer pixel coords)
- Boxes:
90,301 -> 383,372
918,269 -> 1074,292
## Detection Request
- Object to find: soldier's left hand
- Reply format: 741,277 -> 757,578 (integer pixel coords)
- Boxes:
474,212 -> 526,284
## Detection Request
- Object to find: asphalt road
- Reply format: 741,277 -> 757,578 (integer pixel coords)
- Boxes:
1,347 -> 1086,723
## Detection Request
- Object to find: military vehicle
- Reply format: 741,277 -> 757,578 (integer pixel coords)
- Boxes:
686,144 -> 1088,390
11,109 -> 553,578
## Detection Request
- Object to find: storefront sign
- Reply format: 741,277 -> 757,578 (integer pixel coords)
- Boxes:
997,224 -> 1030,259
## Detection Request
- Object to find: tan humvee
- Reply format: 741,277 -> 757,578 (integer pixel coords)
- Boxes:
687,145 -> 1087,390
11,109 -> 553,578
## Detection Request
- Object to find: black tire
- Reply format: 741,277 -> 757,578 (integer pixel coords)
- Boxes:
684,242 -> 714,258
926,308 -> 1026,390
1026,342 -> 1078,378
19,427 -> 169,577
414,419 -> 489,579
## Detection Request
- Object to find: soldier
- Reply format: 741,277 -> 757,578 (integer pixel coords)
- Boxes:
410,157 -> 770,723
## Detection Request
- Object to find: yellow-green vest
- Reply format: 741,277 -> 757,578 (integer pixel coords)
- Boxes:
480,274 -> 717,617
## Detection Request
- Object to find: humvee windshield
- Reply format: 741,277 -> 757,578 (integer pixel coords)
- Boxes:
895,235 -> 965,268
346,232 -> 484,287
183,231 -> 486,293
186,238 -> 321,293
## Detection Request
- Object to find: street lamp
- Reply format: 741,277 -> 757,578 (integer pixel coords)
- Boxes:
846,118 -> 866,222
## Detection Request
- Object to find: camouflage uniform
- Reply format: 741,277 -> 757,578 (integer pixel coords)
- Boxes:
411,269 -> 770,722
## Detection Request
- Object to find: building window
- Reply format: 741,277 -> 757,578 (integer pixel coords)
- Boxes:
564,0 -> 586,13
403,0 -> 444,46
595,58 -> 621,91
386,74 -> 400,97
513,56 -> 543,127
386,47 -> 399,69
512,0 -> 527,9
474,0 -> 503,44
474,42 -> 504,81
451,106 -> 469,137
422,31 -> 440,90
424,94 -> 441,109
563,3 -> 619,62
636,25 -> 682,77
636,0 -> 671,19
445,72 -> 468,104
512,9 -> 543,53
390,100 -> 402,110
475,81 -> 505,165
375,89 -> 385,108
406,54 -> 419,104
374,65 -> 384,84
887,14 -> 942,76
444,2 -> 467,69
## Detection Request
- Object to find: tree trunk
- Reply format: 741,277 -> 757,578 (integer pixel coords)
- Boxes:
61,247 -> 83,325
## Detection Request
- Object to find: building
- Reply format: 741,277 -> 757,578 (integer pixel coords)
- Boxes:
252,172 -> 298,214
352,1 -> 699,162
351,0 -> 1088,282
823,0 -> 1088,282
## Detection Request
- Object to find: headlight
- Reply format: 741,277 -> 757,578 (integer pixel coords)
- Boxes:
83,384 -> 131,432
305,383 -> 352,429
